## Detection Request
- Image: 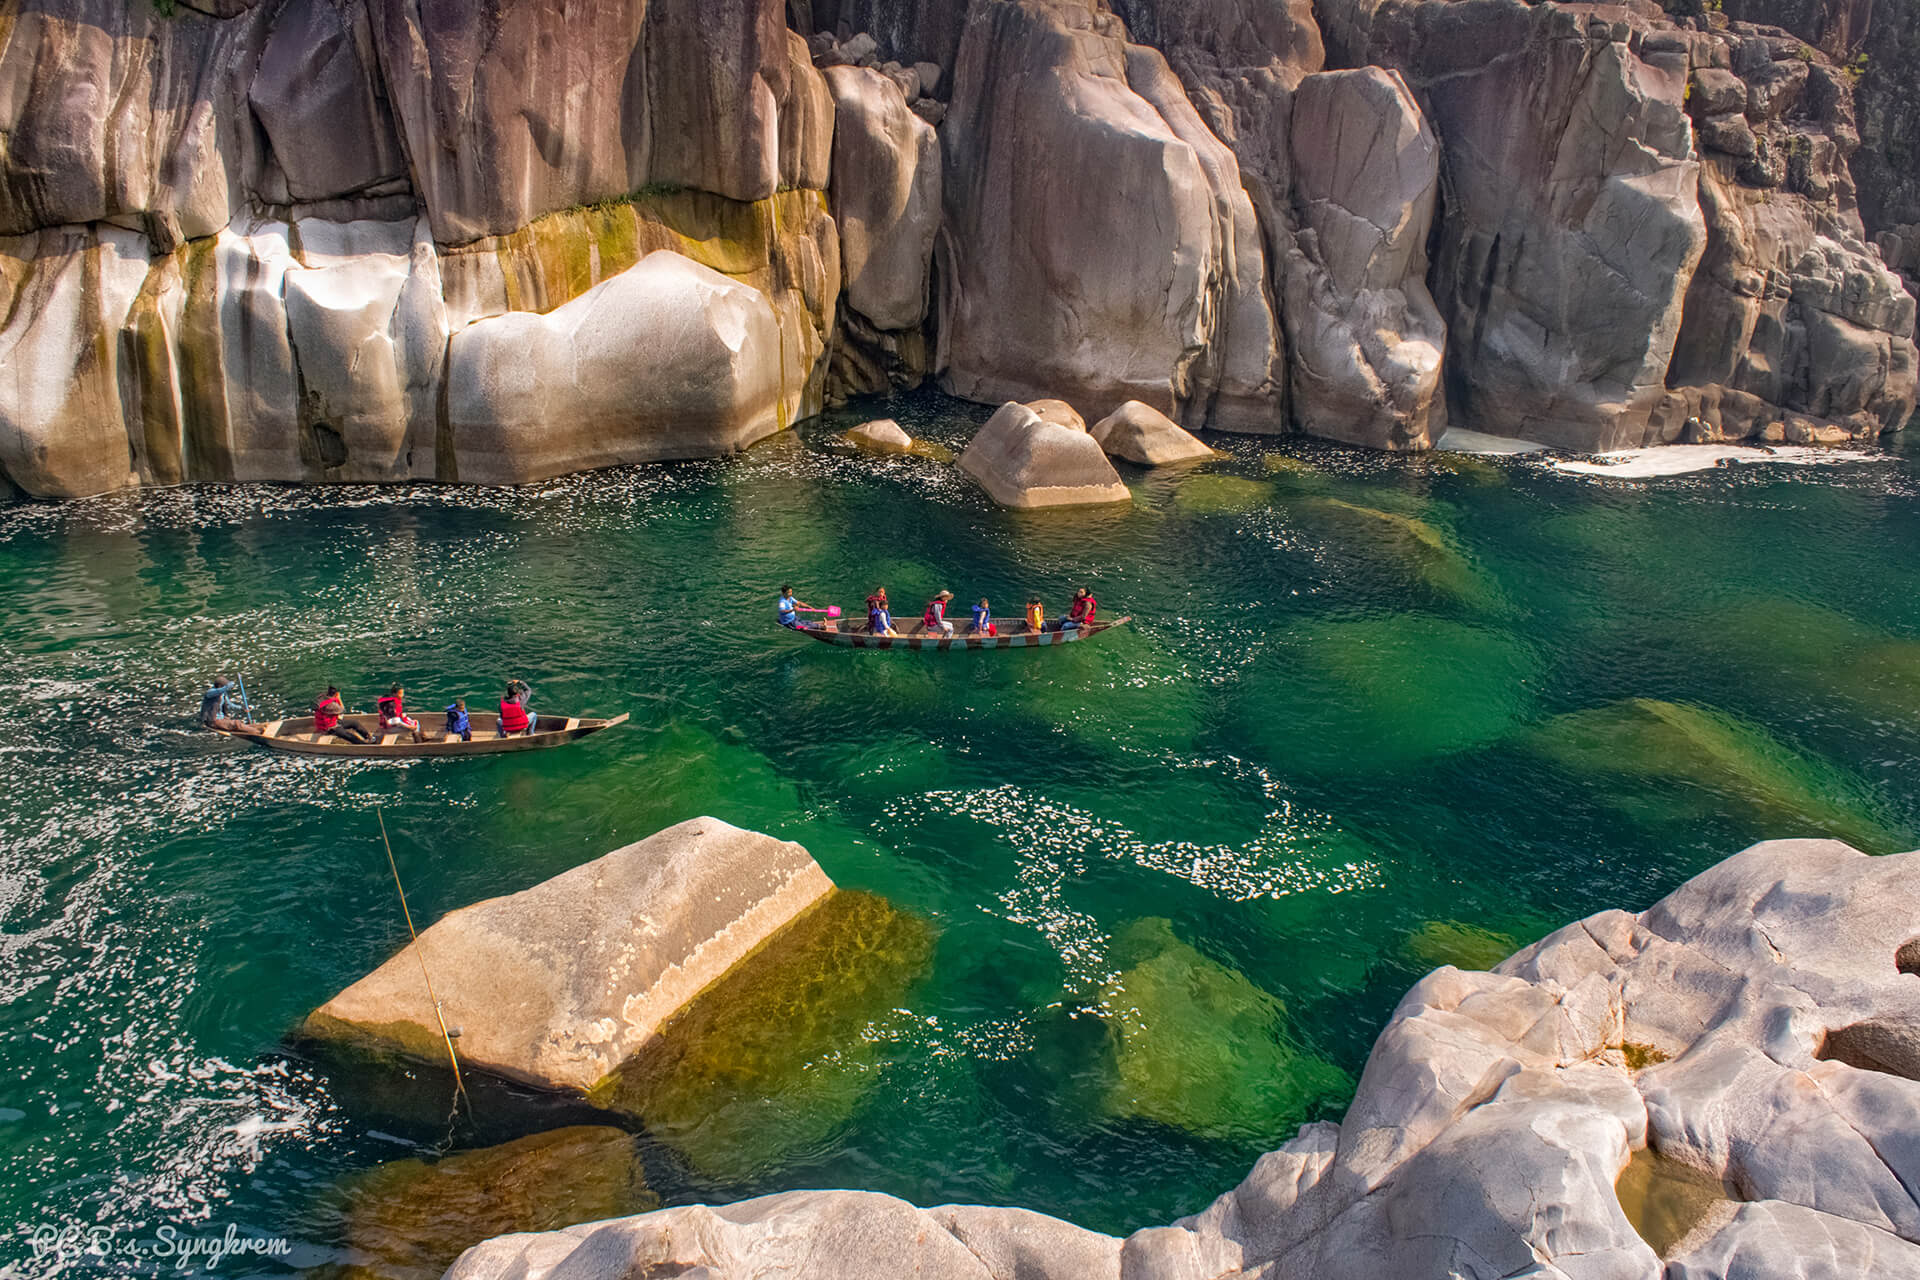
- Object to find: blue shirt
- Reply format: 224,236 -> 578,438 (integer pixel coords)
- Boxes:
972,604 -> 991,630
777,593 -> 798,625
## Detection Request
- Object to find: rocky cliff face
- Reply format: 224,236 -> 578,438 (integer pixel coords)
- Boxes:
0,0 -> 1915,498
442,838 -> 1920,1280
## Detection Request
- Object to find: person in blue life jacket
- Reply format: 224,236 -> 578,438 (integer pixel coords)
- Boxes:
866,587 -> 897,636
971,597 -> 997,637
777,584 -> 816,630
444,697 -> 472,742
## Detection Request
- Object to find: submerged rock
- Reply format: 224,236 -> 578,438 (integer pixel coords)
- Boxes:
958,401 -> 1132,509
330,1126 -> 657,1280
1171,475 -> 1274,514
1091,401 -> 1216,465
1240,615 -> 1536,771
593,890 -> 935,1180
1529,698 -> 1912,854
452,839 -> 1920,1280
304,817 -> 834,1093
1299,498 -> 1488,606
1402,921 -> 1520,974
1097,918 -> 1347,1141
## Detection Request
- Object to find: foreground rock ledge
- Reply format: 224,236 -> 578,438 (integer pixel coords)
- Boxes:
304,817 -> 832,1093
447,838 -> 1920,1279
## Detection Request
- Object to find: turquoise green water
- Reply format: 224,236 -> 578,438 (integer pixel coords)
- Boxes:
4,395 -> 1920,1272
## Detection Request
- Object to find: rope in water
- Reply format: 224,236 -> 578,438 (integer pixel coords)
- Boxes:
377,807 -> 471,1117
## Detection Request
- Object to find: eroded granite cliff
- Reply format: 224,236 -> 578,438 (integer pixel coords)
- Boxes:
0,0 -> 1914,497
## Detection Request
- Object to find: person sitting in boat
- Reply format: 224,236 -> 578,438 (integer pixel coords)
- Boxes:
377,684 -> 427,743
199,676 -> 250,732
972,597 -> 997,637
444,697 -> 472,743
1052,588 -> 1097,632
777,584 -> 814,630
1025,597 -> 1045,634
923,590 -> 956,637
314,685 -> 373,743
867,588 -> 897,637
500,679 -> 537,736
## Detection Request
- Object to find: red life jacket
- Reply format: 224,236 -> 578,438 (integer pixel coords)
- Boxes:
499,698 -> 530,733
314,695 -> 341,732
1082,594 -> 1097,623
1071,595 -> 1097,624
377,693 -> 403,723
924,600 -> 945,626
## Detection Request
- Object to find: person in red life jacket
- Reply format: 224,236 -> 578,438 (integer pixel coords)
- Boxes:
923,589 -> 956,637
499,678 -> 536,736
866,587 -> 897,636
377,684 -> 426,742
314,684 -> 373,743
1053,587 -> 1098,632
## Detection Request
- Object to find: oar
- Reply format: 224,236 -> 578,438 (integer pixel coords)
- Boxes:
797,606 -> 843,618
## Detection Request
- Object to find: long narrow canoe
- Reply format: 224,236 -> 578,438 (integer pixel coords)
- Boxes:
788,617 -> 1131,651
214,711 -> 629,757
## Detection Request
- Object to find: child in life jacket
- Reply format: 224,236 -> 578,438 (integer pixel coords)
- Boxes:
444,697 -> 472,742
867,588 -> 897,636
923,590 -> 956,637
971,597 -> 996,637
377,685 -> 427,742
1025,597 -> 1045,633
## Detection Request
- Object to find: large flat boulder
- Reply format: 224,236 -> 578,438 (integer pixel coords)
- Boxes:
445,250 -> 789,484
304,817 -> 834,1093
958,401 -> 1132,508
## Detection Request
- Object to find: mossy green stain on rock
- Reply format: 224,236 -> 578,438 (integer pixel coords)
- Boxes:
593,889 -> 935,1181
1096,917 -> 1348,1141
327,1126 -> 657,1280
173,235 -> 234,482
1530,698 -> 1913,854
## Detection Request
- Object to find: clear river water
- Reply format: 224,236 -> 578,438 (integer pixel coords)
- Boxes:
4,393 -> 1920,1275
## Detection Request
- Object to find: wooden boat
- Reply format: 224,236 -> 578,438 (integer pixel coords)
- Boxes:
214,711 -> 629,758
788,616 -> 1131,650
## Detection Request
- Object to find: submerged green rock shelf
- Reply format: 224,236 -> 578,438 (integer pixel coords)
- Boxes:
3,393 -> 1919,1271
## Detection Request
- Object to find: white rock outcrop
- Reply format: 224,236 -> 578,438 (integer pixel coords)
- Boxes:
824,66 -> 942,332
447,838 -> 1920,1279
446,251 -> 788,485
305,817 -> 834,1093
958,400 -> 1133,508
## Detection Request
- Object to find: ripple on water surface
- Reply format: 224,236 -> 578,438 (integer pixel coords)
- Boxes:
2,397 -> 1919,1257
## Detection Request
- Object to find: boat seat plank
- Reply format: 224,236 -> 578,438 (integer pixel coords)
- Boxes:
380,733 -> 399,746
564,717 -> 580,731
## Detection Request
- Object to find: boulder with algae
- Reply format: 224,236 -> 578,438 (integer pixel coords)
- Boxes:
1531,697 -> 1914,855
592,889 -> 934,1180
1096,918 -> 1347,1141
328,1126 -> 657,1280
450,839 -> 1920,1279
